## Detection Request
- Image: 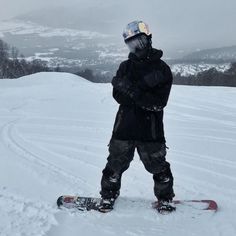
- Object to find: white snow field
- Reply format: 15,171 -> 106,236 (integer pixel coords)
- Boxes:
0,72 -> 236,236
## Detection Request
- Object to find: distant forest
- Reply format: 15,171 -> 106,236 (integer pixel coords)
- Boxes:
0,39 -> 109,82
1,39 -> 236,86
0,39 -> 50,79
173,64 -> 236,87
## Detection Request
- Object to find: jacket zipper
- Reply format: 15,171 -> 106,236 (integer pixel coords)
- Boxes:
150,113 -> 157,139
114,109 -> 123,132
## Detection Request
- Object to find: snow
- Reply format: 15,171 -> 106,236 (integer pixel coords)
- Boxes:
171,63 -> 231,76
0,72 -> 236,236
0,19 -> 110,39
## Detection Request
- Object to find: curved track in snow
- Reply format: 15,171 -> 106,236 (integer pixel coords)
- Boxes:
0,72 -> 236,236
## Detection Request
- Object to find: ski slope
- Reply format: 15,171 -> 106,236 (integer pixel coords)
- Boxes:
0,72 -> 236,236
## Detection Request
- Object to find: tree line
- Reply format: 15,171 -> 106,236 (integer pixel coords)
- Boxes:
0,39 -> 50,79
0,38 -> 110,82
173,63 -> 236,87
1,38 -> 236,86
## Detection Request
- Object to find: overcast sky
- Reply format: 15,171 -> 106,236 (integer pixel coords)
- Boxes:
0,0 -> 236,52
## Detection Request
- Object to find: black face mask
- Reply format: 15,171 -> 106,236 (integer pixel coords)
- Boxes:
133,46 -> 152,59
126,34 -> 151,59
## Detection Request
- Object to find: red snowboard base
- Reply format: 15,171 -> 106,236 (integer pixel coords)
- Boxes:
152,200 -> 218,211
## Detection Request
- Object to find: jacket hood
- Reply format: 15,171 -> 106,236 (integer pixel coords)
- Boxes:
128,48 -> 163,62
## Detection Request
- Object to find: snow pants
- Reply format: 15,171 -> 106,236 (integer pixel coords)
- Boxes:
100,138 -> 175,201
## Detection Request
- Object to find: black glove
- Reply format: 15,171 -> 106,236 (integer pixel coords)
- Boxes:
112,76 -> 141,100
141,70 -> 165,89
112,75 -> 132,91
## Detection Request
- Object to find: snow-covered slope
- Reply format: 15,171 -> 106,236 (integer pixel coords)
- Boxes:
0,72 -> 236,236
171,63 -> 231,76
183,45 -> 236,62
0,19 -> 126,70
0,20 -> 109,39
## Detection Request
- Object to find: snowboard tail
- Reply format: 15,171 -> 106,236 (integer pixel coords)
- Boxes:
152,200 -> 218,211
57,195 -> 102,212
57,195 -> 115,213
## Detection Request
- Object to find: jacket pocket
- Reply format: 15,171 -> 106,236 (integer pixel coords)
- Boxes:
150,113 -> 157,139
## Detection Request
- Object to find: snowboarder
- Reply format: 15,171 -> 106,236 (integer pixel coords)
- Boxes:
99,21 -> 175,213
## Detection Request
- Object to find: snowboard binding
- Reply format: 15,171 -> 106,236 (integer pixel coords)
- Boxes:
98,198 -> 116,213
156,200 -> 176,214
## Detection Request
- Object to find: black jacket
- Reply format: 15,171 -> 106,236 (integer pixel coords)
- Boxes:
111,48 -> 173,142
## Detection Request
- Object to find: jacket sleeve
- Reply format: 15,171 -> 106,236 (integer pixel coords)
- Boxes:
112,61 -> 135,106
113,88 -> 134,105
135,64 -> 173,110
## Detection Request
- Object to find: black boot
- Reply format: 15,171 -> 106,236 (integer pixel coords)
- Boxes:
99,197 -> 116,213
156,199 -> 176,214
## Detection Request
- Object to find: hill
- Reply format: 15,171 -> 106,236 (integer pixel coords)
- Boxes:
0,72 -> 236,235
183,45 -> 236,63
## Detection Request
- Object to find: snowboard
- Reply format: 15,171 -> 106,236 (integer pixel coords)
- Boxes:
57,195 -> 218,213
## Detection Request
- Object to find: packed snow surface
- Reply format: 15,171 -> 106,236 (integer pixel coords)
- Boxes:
0,72 -> 236,236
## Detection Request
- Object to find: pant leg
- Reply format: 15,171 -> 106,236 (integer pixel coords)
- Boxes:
137,142 -> 175,201
100,138 -> 135,199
